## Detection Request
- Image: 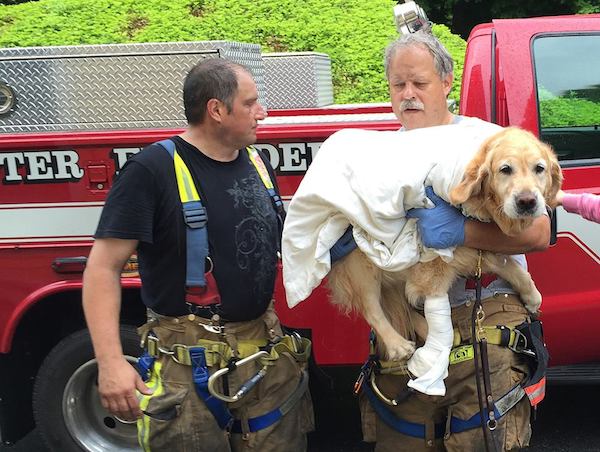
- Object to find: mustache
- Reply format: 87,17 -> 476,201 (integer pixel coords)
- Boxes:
400,100 -> 425,111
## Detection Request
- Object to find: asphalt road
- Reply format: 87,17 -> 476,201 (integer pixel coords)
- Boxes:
2,385 -> 599,451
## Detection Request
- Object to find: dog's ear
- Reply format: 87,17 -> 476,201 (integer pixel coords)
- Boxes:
449,142 -> 490,205
544,143 -> 563,208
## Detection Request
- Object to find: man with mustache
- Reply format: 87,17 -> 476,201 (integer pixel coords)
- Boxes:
332,30 -> 549,451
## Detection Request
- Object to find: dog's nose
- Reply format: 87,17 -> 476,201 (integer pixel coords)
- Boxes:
516,192 -> 537,213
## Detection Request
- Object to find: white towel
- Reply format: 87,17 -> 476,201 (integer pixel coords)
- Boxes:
281,117 -> 503,395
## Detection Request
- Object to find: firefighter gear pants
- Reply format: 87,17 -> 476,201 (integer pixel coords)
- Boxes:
360,294 -> 533,451
136,305 -> 314,451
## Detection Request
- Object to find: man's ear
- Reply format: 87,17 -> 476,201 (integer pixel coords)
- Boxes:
443,73 -> 453,98
206,98 -> 223,122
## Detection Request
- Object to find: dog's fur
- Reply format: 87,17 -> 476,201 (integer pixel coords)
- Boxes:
327,127 -> 562,360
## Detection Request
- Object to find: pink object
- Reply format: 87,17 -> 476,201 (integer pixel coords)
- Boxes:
562,193 -> 600,224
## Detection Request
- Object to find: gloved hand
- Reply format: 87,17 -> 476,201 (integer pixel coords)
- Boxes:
406,186 -> 466,249
330,225 -> 358,264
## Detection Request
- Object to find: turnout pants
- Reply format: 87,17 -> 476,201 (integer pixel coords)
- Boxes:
361,294 -> 533,452
136,304 -> 314,452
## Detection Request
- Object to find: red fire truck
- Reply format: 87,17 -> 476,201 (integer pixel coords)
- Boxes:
0,12 -> 599,452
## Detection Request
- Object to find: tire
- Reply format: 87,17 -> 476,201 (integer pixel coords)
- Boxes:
33,326 -> 143,452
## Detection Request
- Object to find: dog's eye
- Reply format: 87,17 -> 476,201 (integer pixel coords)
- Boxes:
499,164 -> 512,175
534,164 -> 545,174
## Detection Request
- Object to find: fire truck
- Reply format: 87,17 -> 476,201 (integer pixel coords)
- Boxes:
0,9 -> 599,452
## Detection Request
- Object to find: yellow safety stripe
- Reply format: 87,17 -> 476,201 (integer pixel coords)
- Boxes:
173,151 -> 200,203
171,146 -> 275,204
246,147 -> 274,190
137,360 -> 164,452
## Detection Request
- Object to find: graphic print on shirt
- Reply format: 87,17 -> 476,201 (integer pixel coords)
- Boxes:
227,173 -> 277,299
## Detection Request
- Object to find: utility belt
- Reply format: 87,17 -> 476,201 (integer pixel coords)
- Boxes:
140,330 -> 311,371
136,311 -> 311,433
358,318 -> 548,439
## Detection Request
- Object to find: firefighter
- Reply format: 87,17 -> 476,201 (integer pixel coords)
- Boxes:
83,59 -> 313,451
331,30 -> 550,451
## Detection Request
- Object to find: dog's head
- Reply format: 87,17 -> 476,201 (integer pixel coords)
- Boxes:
449,127 -> 562,236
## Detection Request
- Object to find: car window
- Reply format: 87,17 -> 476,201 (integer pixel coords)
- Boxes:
533,34 -> 600,161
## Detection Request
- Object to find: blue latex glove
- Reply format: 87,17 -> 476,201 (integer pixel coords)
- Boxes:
406,186 -> 466,249
330,225 -> 358,264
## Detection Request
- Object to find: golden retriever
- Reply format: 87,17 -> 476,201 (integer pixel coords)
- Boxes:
327,127 -> 562,361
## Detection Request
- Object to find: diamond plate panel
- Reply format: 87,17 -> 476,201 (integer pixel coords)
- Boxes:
263,52 -> 333,109
0,41 -> 264,133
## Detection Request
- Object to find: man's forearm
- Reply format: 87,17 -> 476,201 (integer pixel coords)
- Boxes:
82,266 -> 124,364
463,215 -> 550,254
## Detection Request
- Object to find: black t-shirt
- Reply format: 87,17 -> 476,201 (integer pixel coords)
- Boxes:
95,136 -> 281,321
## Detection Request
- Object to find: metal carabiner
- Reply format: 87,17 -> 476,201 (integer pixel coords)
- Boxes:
208,350 -> 269,402
201,323 -> 223,334
369,372 -> 398,406
290,331 -> 304,353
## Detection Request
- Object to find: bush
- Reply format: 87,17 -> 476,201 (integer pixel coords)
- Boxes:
0,0 -> 466,104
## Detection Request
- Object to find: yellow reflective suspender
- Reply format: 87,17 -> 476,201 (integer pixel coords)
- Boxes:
247,146 -> 275,191
159,140 -> 283,304
173,151 -> 201,203
172,144 -> 279,208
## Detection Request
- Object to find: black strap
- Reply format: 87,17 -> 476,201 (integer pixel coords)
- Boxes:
471,271 -> 499,452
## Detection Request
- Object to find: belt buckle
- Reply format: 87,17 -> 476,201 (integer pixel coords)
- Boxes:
509,328 -> 527,352
509,328 -> 535,356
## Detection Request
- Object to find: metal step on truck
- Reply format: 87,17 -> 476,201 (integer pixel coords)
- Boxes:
0,9 -> 599,451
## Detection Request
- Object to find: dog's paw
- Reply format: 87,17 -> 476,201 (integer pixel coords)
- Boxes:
384,339 -> 416,361
521,287 -> 542,313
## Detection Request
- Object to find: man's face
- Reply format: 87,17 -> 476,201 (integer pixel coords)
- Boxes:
221,70 -> 266,148
388,45 -> 453,130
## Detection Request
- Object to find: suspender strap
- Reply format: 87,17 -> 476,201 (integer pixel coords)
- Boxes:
158,140 -> 282,303
189,346 -> 234,430
246,146 -> 284,212
157,139 -> 220,306
246,146 -> 285,248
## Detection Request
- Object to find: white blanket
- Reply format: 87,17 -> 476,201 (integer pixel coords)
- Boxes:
282,117 -> 502,308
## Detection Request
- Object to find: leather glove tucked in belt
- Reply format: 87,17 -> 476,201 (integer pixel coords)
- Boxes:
406,186 -> 466,249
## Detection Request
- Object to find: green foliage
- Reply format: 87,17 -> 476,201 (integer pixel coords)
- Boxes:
576,0 -> 600,13
540,93 -> 600,128
431,23 -> 465,105
0,0 -> 466,104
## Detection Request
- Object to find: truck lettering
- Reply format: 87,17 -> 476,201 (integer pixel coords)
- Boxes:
254,143 -> 280,169
0,150 -> 84,183
112,147 -> 141,172
255,142 -> 322,174
112,143 -> 323,175
53,151 -> 85,179
0,152 -> 24,182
